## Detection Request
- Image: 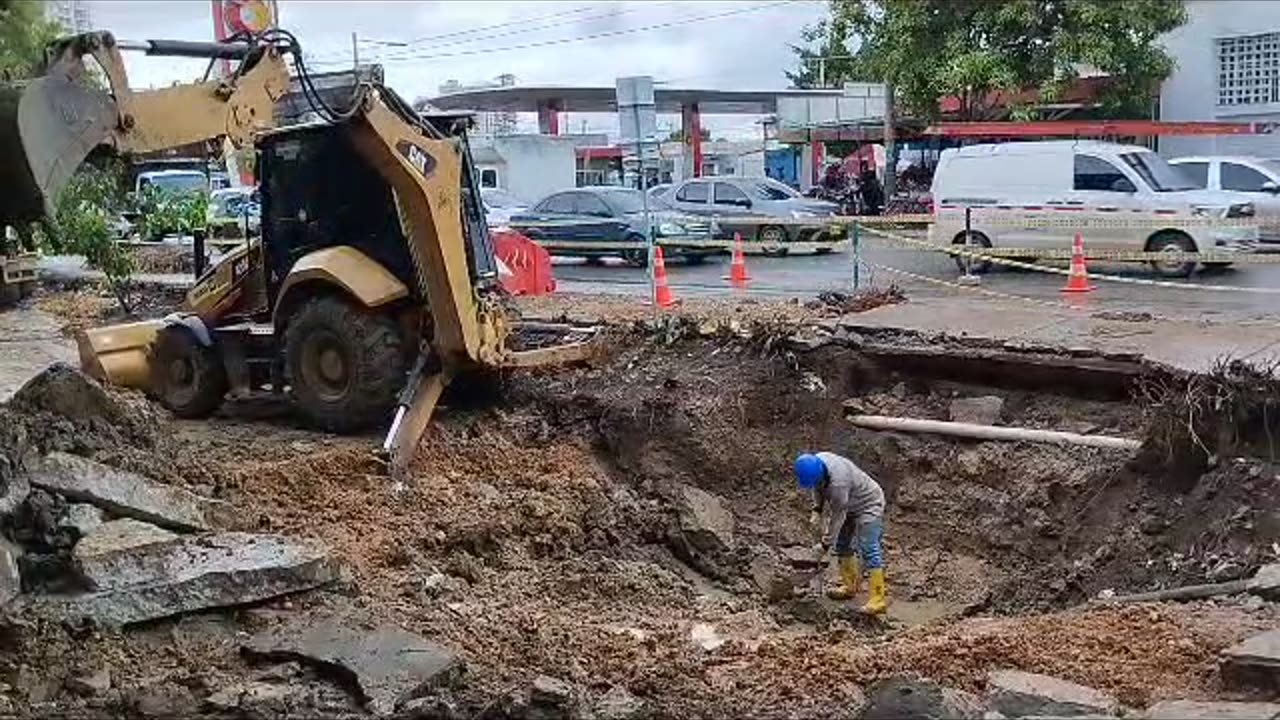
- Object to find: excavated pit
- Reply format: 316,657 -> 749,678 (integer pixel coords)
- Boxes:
1,315 -> 1278,717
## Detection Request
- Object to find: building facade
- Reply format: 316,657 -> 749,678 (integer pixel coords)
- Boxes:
438,75 -> 519,138
1160,0 -> 1280,157
45,0 -> 93,32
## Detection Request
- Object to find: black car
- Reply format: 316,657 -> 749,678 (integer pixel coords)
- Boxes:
509,187 -> 718,267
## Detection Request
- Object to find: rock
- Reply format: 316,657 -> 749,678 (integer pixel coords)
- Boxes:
58,503 -> 104,538
66,669 -> 111,697
781,544 -> 823,568
73,519 -> 178,590
1221,629 -> 1280,691
131,682 -> 198,718
1248,563 -> 1280,600
27,452 -> 225,532
402,696 -> 459,720
25,532 -> 338,626
595,685 -> 647,720
987,670 -> 1119,718
206,681 -> 292,713
950,396 -> 1005,425
0,464 -> 29,519
861,677 -> 985,719
242,618 -> 459,716
0,539 -> 20,605
748,555 -> 794,602
675,485 -> 734,555
1144,700 -> 1280,719
689,622 -> 726,652
531,675 -> 574,706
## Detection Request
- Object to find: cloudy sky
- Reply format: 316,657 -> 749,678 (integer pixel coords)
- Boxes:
89,0 -> 829,139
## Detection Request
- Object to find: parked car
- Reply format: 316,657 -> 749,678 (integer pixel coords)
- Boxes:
135,169 -> 209,196
208,186 -> 261,238
664,176 -> 843,256
481,188 -> 528,228
509,186 -> 718,267
929,141 -> 1259,278
647,183 -> 673,207
1169,155 -> 1280,244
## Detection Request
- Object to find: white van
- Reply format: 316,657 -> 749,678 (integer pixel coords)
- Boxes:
929,141 -> 1259,277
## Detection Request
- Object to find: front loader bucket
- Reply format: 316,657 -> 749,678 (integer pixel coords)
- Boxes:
75,319 -> 163,391
0,75 -> 117,226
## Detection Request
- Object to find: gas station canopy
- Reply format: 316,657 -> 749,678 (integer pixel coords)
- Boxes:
428,85 -> 844,115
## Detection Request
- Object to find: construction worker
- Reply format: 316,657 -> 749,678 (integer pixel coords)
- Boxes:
794,451 -> 887,615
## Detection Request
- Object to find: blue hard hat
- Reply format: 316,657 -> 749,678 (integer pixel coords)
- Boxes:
794,453 -> 825,490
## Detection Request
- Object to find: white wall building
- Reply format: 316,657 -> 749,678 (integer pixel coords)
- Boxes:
471,135 -> 580,204
45,0 -> 93,32
1160,0 -> 1280,157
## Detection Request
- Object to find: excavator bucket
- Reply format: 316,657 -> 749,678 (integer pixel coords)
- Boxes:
0,74 -> 118,226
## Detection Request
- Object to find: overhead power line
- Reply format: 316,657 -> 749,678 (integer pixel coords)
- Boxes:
347,1 -> 797,65
307,3 -> 602,61
365,1 -> 686,61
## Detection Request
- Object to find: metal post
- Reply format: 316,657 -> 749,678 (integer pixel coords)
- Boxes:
193,228 -> 207,279
852,221 -> 861,291
958,206 -> 980,286
633,102 -> 654,302
351,32 -> 358,71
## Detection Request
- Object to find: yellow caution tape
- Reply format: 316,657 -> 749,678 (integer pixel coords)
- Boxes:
863,226 -> 1280,293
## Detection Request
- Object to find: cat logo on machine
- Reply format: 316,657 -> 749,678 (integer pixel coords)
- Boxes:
397,141 -> 437,178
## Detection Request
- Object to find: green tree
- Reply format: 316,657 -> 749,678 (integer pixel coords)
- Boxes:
786,15 -> 871,89
0,0 -> 63,79
830,0 -> 1187,120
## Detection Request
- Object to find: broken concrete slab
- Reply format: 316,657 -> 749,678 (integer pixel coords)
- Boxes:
73,519 -> 179,590
0,539 -> 21,606
25,532 -> 338,626
58,503 -> 105,538
242,619 -> 459,716
1221,629 -> 1280,691
66,669 -> 111,697
1144,700 -> 1280,720
205,679 -> 357,718
27,452 -> 224,532
861,677 -> 985,719
1248,563 -> 1280,600
531,675 -> 574,706
987,670 -> 1118,718
950,396 -> 1005,425
594,685 -> 647,720
676,485 -> 734,555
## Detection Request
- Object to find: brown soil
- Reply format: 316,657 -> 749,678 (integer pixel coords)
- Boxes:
1,301 -> 1278,717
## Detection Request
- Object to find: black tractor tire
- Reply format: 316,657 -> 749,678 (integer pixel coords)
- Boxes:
1147,231 -> 1198,278
283,295 -> 409,434
952,231 -> 993,274
149,325 -> 228,418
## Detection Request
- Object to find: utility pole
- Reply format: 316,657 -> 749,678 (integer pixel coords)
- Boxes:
351,31 -> 358,72
883,82 -> 897,197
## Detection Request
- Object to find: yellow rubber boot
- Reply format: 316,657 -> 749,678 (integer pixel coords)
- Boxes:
861,568 -> 887,615
826,556 -> 861,600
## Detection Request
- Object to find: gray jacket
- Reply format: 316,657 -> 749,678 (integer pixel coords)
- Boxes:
812,451 -> 884,547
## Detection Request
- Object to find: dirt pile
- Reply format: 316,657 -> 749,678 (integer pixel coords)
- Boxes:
0,320 -> 1277,716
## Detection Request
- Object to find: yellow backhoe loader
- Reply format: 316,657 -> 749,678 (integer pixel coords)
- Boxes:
0,29 -> 595,475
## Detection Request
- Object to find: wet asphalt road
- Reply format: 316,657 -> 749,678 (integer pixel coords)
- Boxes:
552,233 -> 1280,324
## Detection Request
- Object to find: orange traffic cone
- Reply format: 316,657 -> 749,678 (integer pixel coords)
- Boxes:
653,246 -> 677,307
724,232 -> 751,288
1060,233 -> 1096,293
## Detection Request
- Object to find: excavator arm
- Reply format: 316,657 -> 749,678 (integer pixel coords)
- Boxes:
0,31 -> 290,226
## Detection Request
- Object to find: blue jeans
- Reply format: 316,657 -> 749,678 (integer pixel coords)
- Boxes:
834,516 -> 884,570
